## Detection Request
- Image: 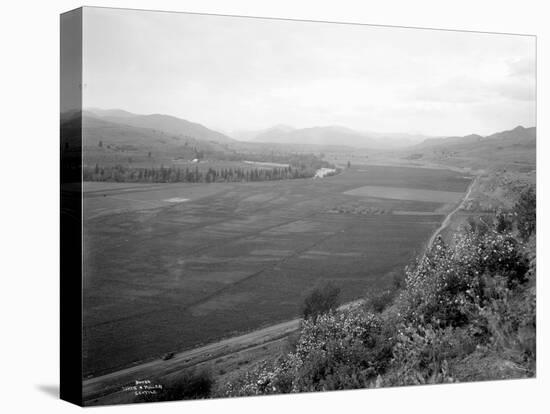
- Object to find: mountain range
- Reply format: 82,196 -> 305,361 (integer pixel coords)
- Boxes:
414,125 -> 535,150
62,109 -> 535,164
79,109 -> 429,150
234,125 -> 429,149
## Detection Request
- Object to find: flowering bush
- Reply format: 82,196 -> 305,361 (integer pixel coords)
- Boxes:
219,310 -> 388,396
399,229 -> 530,328
291,310 -> 390,391
219,357 -> 296,397
294,310 -> 382,360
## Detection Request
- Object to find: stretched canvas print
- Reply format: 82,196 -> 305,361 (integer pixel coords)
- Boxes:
60,6 -> 537,406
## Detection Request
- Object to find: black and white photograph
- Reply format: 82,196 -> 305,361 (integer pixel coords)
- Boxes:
2,1 -> 548,413
58,5 -> 540,406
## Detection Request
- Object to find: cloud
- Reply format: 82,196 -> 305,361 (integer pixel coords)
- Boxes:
82,7 -> 536,136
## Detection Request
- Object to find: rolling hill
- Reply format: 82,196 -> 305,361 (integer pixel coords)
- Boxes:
86,108 -> 235,144
404,126 -> 536,170
63,111 -> 238,168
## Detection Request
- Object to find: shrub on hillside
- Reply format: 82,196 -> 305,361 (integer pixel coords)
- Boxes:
516,186 -> 536,240
219,357 -> 296,397
292,311 -> 394,391
219,310 -> 389,396
399,230 -> 530,328
294,310 -> 382,360
477,274 -> 536,374
302,281 -> 341,320
495,210 -> 513,234
383,324 -> 474,386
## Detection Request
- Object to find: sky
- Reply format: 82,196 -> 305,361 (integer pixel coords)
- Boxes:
82,7 -> 536,137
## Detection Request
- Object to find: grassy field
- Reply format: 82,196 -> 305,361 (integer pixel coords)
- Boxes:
83,165 -> 472,376
344,186 -> 464,203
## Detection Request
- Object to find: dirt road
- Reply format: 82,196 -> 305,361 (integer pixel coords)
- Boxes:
83,319 -> 299,403
83,298 -> 365,404
425,174 -> 478,250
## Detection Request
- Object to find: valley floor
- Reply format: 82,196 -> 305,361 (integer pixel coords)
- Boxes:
82,161 -> 481,404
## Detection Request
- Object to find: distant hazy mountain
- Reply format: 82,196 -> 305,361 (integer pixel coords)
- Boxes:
240,125 -> 428,149
84,109 -> 430,148
406,125 -> 536,169
359,131 -> 430,148
486,125 -> 536,142
233,124 -> 295,142
252,124 -> 296,141
416,126 -> 535,149
417,133 -> 484,148
86,108 -> 137,118
85,108 -> 235,144
286,126 -> 381,148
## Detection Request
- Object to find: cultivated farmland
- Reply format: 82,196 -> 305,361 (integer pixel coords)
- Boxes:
83,165 -> 472,376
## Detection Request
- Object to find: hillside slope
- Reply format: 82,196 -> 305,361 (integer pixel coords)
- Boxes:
404,126 -> 536,170
86,108 -> 235,144
76,113 -> 236,167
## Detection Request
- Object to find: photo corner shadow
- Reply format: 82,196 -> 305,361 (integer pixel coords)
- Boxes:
36,384 -> 59,399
